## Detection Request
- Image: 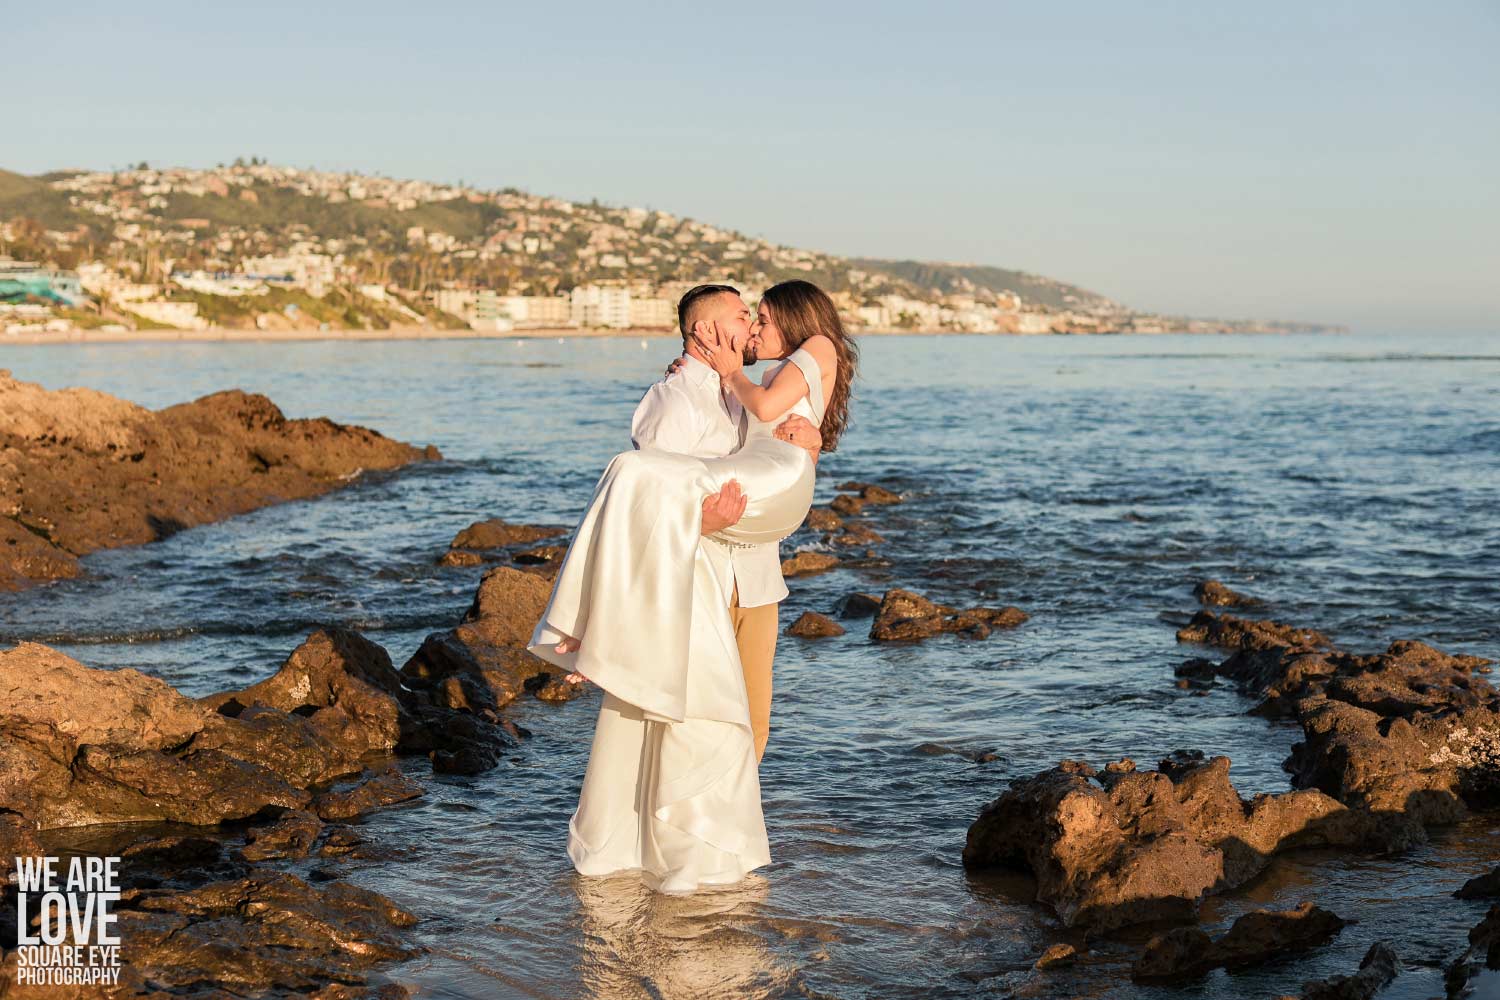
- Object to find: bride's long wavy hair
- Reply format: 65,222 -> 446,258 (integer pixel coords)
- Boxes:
761,280 -> 859,453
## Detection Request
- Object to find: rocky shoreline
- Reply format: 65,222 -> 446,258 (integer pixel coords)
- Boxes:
0,515 -> 583,996
959,581 -> 1500,996
1,378 -> 1494,997
0,369 -> 440,592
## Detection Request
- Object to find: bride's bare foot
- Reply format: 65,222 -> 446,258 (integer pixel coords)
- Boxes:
553,634 -> 585,683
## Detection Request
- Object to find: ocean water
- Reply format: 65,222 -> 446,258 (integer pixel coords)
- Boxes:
2,331 -> 1498,998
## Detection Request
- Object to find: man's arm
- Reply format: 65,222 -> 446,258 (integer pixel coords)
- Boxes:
630,379 -> 746,536
631,381 -> 708,454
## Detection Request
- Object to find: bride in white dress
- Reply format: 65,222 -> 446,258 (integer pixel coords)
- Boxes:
527,280 -> 858,893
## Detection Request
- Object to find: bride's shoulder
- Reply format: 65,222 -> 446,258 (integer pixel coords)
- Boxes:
796,335 -> 837,364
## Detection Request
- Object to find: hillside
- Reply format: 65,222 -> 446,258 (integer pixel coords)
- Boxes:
851,259 -> 1115,313
0,163 -> 1344,335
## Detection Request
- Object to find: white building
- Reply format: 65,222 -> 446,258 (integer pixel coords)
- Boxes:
570,285 -> 632,329
241,252 -> 336,297
130,300 -> 206,330
627,296 -> 675,329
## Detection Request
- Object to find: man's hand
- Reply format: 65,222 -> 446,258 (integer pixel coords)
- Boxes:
774,414 -> 823,464
664,354 -> 686,379
701,479 -> 747,535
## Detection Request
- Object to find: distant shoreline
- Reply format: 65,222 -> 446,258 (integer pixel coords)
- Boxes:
0,325 -> 1335,346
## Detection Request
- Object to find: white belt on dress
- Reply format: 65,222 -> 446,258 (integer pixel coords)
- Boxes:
705,535 -> 758,550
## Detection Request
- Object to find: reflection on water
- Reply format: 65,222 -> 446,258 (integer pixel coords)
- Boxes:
3,331 -> 1498,998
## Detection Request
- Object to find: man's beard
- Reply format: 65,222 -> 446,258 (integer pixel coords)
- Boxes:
741,346 -> 758,364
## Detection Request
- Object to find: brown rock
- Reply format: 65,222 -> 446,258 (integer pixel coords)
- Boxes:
963,754 -> 1407,931
514,543 -> 566,565
1446,906 -> 1500,996
835,592 -> 882,618
1133,902 -> 1346,981
1176,610 -> 1331,652
0,642 -> 318,829
787,612 -> 846,638
1034,942 -> 1079,970
830,522 -> 885,548
402,566 -> 578,710
0,371 -> 439,592
782,551 -> 839,578
438,548 -> 484,567
1300,941 -> 1399,1000
1194,579 -> 1259,607
201,627 -> 412,759
0,813 -> 41,886
871,589 -> 1027,642
0,872 -> 420,997
1456,865 -> 1500,899
310,766 -> 424,821
450,518 -> 564,550
836,481 -> 903,504
829,493 -> 866,516
805,507 -> 844,533
239,808 -> 324,861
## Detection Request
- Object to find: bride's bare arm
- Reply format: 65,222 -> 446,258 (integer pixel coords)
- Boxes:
774,415 -> 822,464
691,323 -> 832,423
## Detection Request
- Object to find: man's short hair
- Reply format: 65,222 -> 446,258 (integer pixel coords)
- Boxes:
677,283 -> 740,338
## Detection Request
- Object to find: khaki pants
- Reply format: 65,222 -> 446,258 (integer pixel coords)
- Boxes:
728,584 -> 778,762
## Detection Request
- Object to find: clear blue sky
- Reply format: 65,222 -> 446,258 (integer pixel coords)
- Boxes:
10,1 -> 1498,332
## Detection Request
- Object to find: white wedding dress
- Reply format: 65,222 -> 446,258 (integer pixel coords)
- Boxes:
528,347 -> 827,892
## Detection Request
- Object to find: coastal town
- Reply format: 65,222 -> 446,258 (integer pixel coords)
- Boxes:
0,162 -> 1339,340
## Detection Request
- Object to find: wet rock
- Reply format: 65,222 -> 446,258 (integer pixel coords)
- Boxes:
0,370 -> 440,592
317,825 -> 367,857
1206,638 -> 1493,719
310,766 -> 424,821
1194,579 -> 1259,607
431,740 -> 507,776
836,481 -> 903,505
1456,865 -> 1500,899
1168,608 -> 1499,834
238,808 -> 324,862
830,493 -> 866,516
1133,902 -> 1346,981
1034,942 -> 1078,970
202,627 -> 413,759
1176,610 -> 1331,652
120,833 -> 223,869
830,522 -> 886,548
438,548 -> 484,567
1131,927 -> 1216,980
835,592 -> 882,618
1287,696 -> 1499,826
805,507 -> 844,533
0,871 -> 421,997
402,566 -> 580,710
787,612 -> 846,638
914,742 -> 1001,764
0,642 -> 318,829
871,589 -> 1027,642
0,813 -> 42,885
963,754 -> 1413,931
514,543 -> 566,565
449,517 -> 564,550
1446,904 -> 1500,996
1299,941 -> 1399,1000
782,551 -> 839,578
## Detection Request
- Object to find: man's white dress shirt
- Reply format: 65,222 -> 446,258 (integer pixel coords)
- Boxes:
630,355 -> 789,609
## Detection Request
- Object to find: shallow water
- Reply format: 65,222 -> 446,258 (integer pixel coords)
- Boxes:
3,331 -> 1498,998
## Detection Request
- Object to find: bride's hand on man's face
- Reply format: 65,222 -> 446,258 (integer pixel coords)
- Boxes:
691,320 -> 742,378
